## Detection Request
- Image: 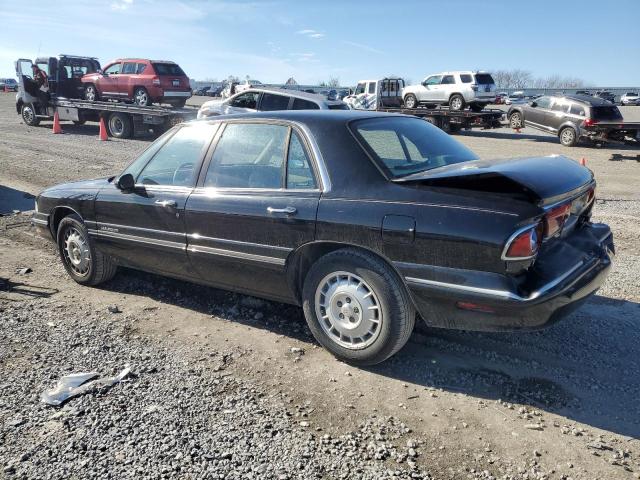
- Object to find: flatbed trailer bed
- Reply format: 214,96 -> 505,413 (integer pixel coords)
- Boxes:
376,106 -> 504,133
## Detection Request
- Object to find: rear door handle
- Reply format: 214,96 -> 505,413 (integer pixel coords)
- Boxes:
155,199 -> 177,208
267,206 -> 297,215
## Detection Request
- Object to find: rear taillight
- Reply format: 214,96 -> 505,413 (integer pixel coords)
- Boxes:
544,202 -> 571,238
152,76 -> 161,86
503,223 -> 543,260
583,118 -> 598,127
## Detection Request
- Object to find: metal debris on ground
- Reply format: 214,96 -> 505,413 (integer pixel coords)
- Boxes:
40,366 -> 132,406
15,267 -> 32,275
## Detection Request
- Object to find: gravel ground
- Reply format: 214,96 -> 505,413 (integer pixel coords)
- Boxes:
1,93 -> 640,479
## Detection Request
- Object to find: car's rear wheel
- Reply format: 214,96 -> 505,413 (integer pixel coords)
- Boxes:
134,87 -> 151,106
302,248 -> 415,366
559,126 -> 578,147
509,112 -> 523,129
469,103 -> 485,112
57,214 -> 117,286
108,112 -> 133,139
84,84 -> 99,102
403,94 -> 418,109
449,94 -> 465,111
21,103 -> 39,126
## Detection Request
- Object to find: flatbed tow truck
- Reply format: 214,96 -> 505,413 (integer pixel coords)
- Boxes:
343,77 -> 504,133
15,55 -> 197,138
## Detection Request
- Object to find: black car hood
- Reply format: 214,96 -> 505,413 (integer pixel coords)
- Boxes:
394,155 -> 593,206
43,177 -> 112,193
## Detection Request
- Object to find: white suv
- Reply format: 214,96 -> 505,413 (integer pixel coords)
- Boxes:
402,71 -> 496,111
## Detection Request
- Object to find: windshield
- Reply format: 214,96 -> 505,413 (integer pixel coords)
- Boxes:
152,63 -> 186,76
350,117 -> 478,179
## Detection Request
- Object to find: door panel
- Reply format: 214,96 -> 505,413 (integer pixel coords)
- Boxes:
93,184 -> 194,277
184,189 -> 319,301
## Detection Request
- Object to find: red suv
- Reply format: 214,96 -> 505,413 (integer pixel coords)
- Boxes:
81,58 -> 191,108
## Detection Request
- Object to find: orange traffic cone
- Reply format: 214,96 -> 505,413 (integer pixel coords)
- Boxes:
580,157 -> 586,166
515,127 -> 521,133
3,84 -> 8,93
52,111 -> 63,134
98,117 -> 109,141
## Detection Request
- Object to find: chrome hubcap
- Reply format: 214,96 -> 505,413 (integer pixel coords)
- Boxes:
562,129 -> 574,143
135,90 -> 148,105
63,227 -> 90,276
406,96 -> 415,108
23,106 -> 34,123
315,271 -> 382,349
451,97 -> 462,109
510,114 -> 521,128
109,117 -> 123,134
86,87 -> 95,101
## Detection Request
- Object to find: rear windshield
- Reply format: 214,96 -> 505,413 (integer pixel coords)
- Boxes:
350,117 -> 478,179
592,106 -> 623,121
328,103 -> 349,110
474,74 -> 494,84
152,63 -> 186,76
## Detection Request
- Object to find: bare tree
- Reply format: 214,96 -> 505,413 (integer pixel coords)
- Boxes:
327,77 -> 340,88
490,69 -> 586,90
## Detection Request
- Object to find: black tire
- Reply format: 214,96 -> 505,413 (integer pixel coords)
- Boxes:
107,112 -> 133,139
403,94 -> 418,109
171,99 -> 187,109
73,119 -> 86,125
133,87 -> 152,106
469,103 -> 485,113
448,123 -> 462,134
509,111 -> 523,129
151,123 -> 168,137
21,103 -> 40,126
449,94 -> 465,111
302,248 -> 415,366
84,84 -> 99,102
57,214 -> 117,286
559,126 -> 578,147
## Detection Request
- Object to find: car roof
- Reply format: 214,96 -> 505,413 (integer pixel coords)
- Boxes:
242,87 -> 345,105
558,94 -> 615,106
194,109 -> 407,126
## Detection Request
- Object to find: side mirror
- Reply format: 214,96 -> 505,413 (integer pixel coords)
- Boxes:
530,101 -> 537,108
116,173 -> 135,191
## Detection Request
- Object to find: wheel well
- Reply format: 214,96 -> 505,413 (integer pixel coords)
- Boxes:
285,242 -> 408,304
449,92 -> 463,100
50,207 -> 80,237
16,99 -> 23,114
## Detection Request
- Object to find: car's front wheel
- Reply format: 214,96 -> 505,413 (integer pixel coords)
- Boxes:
403,94 -> 418,109
509,112 -> 523,129
559,126 -> 578,147
57,214 -> 117,286
84,84 -> 99,102
134,87 -> 152,106
21,103 -> 40,126
302,248 -> 415,366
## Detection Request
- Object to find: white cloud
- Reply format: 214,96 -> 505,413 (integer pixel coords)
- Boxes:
342,41 -> 383,55
296,29 -> 325,39
111,0 -> 133,11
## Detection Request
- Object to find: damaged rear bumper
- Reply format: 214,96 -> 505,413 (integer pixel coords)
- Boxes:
401,223 -> 614,332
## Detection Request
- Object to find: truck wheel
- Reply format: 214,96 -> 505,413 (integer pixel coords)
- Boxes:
509,112 -> 523,129
108,112 -> 133,139
84,85 -> 99,102
134,87 -> 151,107
21,103 -> 40,126
559,127 -> 578,147
403,94 -> 418,109
170,99 -> 187,109
449,94 -> 465,111
302,248 -> 415,366
73,120 -> 86,125
469,103 -> 485,112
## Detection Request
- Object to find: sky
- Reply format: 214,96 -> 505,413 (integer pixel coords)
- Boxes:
1,0 -> 638,86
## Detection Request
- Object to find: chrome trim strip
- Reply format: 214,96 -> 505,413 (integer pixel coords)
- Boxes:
31,218 -> 49,226
162,91 -> 191,97
99,222 -> 183,237
500,223 -> 540,261
322,197 -> 518,216
188,245 -> 285,266
94,230 -> 185,250
405,261 -> 584,302
187,233 -> 292,252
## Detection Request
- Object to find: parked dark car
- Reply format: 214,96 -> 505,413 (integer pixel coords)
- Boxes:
81,58 -> 192,107
32,111 -> 613,365
593,91 -> 616,104
194,86 -> 211,96
206,84 -> 225,97
507,94 -> 630,146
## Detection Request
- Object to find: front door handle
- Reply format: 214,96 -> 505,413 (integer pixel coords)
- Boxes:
267,206 -> 297,216
155,199 -> 177,208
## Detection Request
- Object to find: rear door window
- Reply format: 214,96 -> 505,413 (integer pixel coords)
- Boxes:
136,63 -> 147,74
569,104 -> 586,116
261,93 -> 291,111
441,75 -> 455,85
230,91 -> 259,109
292,98 -> 320,110
204,123 -> 288,189
152,63 -> 186,76
122,62 -> 137,74
551,99 -> 569,113
474,73 -> 495,85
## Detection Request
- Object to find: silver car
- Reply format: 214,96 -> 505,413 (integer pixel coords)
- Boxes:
620,92 -> 640,106
197,88 -> 348,119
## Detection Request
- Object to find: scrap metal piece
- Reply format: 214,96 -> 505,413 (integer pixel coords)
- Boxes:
40,367 -> 131,406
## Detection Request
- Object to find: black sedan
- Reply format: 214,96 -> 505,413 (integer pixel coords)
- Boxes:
32,111 -> 614,365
